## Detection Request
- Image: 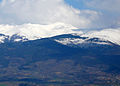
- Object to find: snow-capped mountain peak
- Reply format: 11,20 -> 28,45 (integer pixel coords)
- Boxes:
55,28 -> 120,46
80,28 -> 120,45
0,22 -> 79,42
0,22 -> 120,46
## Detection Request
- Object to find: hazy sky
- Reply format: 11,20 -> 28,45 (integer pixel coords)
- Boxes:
0,0 -> 120,29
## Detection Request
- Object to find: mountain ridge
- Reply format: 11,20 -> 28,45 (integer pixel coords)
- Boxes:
0,23 -> 120,46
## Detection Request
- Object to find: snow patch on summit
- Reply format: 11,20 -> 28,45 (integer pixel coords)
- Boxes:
0,22 -> 81,43
55,38 -> 85,45
55,28 -> 120,46
81,28 -> 120,45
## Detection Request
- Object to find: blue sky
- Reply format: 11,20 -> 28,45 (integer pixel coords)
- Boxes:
65,0 -> 87,10
0,0 -> 120,29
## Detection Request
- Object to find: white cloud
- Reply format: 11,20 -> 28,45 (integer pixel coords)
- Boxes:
86,0 -> 120,12
85,0 -> 120,28
0,0 -> 99,28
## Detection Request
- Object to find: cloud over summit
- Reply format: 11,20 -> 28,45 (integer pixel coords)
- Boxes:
0,0 -> 119,29
0,0 -> 99,28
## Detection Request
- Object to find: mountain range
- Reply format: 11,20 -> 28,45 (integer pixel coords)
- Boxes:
0,23 -> 120,86
0,22 -> 120,45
